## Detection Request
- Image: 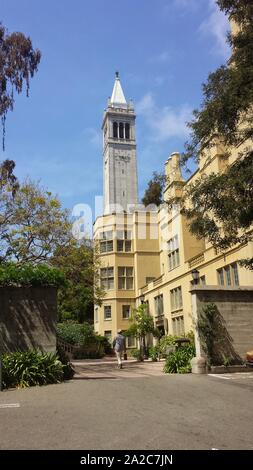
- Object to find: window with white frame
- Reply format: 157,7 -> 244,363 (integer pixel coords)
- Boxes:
118,267 -> 134,290
172,315 -> 185,336
154,294 -> 164,316
99,230 -> 113,253
100,267 -> 114,290
168,235 -> 180,271
127,335 -> 136,348
104,306 -> 112,320
116,230 -> 132,252
170,286 -> 183,311
122,305 -> 131,319
217,263 -> 239,287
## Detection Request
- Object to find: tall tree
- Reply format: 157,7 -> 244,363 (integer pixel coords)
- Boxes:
142,172 -> 166,207
126,304 -> 155,359
51,240 -> 104,323
0,179 -> 70,264
174,0 -> 253,268
0,23 -> 41,149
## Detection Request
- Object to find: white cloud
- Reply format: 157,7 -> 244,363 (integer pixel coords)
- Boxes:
199,0 -> 230,59
83,127 -> 100,147
136,93 -> 192,142
149,51 -> 170,64
173,0 -> 198,8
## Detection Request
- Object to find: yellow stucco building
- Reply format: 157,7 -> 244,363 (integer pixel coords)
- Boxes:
94,74 -> 253,347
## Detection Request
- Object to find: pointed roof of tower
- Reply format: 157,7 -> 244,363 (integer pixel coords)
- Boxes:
110,71 -> 127,106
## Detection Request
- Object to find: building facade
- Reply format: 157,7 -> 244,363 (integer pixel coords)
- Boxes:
94,75 -> 253,347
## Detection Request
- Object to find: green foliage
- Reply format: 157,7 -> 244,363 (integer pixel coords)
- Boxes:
159,331 -> 195,357
56,345 -> 75,380
130,349 -> 143,361
127,304 -> 155,338
179,154 -> 253,267
175,1 -> 253,267
142,172 -> 167,207
196,303 -> 242,366
0,179 -> 71,264
51,240 -> 103,323
56,322 -> 95,346
196,303 -> 219,365
0,262 -> 65,287
148,345 -> 159,361
126,304 -> 155,358
0,350 -> 63,389
163,344 -> 195,374
0,24 -> 41,149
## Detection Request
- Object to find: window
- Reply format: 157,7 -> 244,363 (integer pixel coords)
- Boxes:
127,335 -> 136,348
122,305 -> 131,319
94,307 -> 98,323
125,123 -> 130,139
154,294 -> 164,316
100,240 -> 113,253
172,316 -> 185,336
119,122 -> 124,139
168,235 -> 180,270
217,263 -> 239,287
113,122 -> 118,138
104,306 -> 112,320
232,263 -> 239,286
116,230 -> 132,252
100,267 -> 114,290
118,267 -> 134,290
170,286 -> 183,311
104,330 -> 112,342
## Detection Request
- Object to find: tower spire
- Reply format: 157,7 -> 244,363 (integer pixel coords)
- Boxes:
110,71 -> 127,106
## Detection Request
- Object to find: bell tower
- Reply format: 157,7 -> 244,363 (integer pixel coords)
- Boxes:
102,72 -> 138,214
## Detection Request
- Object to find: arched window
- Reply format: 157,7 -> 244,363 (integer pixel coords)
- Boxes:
113,122 -> 118,138
125,123 -> 130,139
119,122 -> 124,139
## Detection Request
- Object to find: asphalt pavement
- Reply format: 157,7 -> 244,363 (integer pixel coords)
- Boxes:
0,360 -> 253,450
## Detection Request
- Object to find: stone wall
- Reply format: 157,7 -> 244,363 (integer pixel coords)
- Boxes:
0,287 -> 57,353
190,286 -> 253,362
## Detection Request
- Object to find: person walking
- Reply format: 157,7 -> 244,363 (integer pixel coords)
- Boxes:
112,329 -> 126,369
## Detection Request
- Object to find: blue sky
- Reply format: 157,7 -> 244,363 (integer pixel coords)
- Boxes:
0,0 -> 230,218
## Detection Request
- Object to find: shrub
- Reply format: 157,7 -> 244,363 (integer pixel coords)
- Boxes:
163,344 -> 195,374
159,332 -> 195,357
130,349 -> 143,361
0,263 -> 65,287
56,345 -> 75,380
56,322 -> 95,346
148,345 -> 159,361
0,350 -> 64,389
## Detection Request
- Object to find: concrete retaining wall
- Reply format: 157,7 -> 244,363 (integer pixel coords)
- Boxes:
190,286 -> 253,363
0,287 -> 57,353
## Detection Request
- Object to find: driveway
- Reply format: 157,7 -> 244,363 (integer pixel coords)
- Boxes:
0,361 -> 253,450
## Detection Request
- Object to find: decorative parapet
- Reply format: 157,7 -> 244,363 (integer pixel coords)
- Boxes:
153,275 -> 164,287
188,253 -> 205,269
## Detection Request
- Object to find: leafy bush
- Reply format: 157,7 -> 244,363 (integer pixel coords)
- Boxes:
0,350 -> 64,389
56,322 -> 95,346
163,344 -> 195,374
56,345 -> 75,380
159,331 -> 195,357
130,349 -> 143,361
0,263 -> 65,287
148,345 -> 159,361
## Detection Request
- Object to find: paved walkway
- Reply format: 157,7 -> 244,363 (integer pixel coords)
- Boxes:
73,357 -> 165,379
